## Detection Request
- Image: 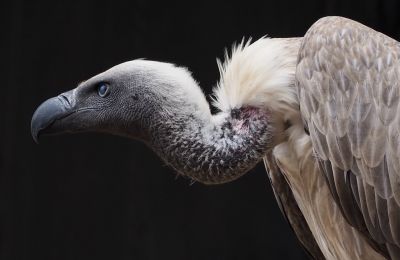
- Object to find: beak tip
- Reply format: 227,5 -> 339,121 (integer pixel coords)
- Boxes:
31,118 -> 41,144
30,96 -> 70,143
32,133 -> 40,144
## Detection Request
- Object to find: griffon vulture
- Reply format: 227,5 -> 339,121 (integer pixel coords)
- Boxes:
31,16 -> 400,259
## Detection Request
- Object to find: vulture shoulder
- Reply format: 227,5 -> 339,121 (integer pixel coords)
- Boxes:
297,16 -> 400,258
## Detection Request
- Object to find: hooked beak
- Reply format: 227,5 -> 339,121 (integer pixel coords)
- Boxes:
31,91 -> 74,143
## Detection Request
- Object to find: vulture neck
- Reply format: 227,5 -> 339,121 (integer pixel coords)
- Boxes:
148,104 -> 272,185
149,37 -> 303,184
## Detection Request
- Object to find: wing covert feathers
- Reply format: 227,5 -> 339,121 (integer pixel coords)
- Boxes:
297,16 -> 400,259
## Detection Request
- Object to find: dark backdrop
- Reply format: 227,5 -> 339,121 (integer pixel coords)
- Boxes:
2,0 -> 400,259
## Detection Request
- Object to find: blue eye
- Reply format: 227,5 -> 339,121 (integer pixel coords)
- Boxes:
97,83 -> 109,97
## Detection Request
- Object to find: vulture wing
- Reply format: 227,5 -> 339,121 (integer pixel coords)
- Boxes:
264,152 -> 325,259
297,16 -> 400,258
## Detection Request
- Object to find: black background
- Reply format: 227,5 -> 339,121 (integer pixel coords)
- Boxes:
2,0 -> 400,259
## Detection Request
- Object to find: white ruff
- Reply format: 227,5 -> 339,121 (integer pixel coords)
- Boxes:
213,38 -> 301,123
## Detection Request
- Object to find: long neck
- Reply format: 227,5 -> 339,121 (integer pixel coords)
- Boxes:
149,105 -> 272,184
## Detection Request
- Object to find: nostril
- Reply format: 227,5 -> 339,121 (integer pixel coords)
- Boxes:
59,94 -> 71,107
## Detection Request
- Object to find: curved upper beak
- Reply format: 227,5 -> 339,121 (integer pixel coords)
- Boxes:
31,91 -> 74,143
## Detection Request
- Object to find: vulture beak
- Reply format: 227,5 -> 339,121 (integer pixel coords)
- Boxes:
31,91 -> 74,143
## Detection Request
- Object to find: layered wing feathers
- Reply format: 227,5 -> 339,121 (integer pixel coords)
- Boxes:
264,152 -> 325,260
297,16 -> 400,258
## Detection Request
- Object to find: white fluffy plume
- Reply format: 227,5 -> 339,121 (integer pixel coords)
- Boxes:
213,37 -> 301,121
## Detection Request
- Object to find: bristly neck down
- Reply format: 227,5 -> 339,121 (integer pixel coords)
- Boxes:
149,104 -> 273,184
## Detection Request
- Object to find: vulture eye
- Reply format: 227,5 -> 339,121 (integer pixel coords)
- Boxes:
97,83 -> 109,97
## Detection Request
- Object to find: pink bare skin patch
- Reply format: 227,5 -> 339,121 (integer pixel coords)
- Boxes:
230,106 -> 270,134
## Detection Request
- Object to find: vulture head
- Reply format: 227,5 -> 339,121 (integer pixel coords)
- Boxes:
32,61 -> 211,142
32,40 -> 297,184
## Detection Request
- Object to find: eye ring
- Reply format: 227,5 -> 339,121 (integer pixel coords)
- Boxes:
97,83 -> 109,97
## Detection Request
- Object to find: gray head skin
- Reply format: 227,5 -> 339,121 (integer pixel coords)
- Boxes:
31,60 -> 273,184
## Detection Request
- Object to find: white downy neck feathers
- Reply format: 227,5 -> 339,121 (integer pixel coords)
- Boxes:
213,37 -> 302,126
